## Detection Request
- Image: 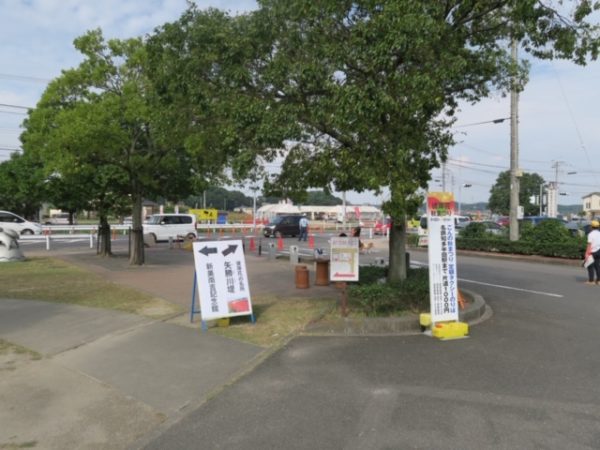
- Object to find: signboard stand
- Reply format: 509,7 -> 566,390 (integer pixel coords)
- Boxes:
330,237 -> 359,317
424,192 -> 469,340
190,240 -> 255,332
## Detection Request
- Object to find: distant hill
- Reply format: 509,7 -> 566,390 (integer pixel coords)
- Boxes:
558,204 -> 584,217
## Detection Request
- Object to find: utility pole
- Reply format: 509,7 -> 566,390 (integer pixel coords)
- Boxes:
509,38 -> 520,241
441,162 -> 446,192
342,191 -> 347,230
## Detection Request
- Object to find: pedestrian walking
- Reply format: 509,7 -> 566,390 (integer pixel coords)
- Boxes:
298,215 -> 309,242
584,220 -> 600,285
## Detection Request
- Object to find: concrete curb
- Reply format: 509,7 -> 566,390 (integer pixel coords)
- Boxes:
302,288 -> 490,336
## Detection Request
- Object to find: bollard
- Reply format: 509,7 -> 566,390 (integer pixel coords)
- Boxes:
249,237 -> 256,252
315,259 -> 330,286
46,234 -> 51,251
258,238 -> 262,256
277,235 -> 284,251
268,242 -> 276,260
308,234 -> 315,249
168,236 -> 173,249
295,265 -> 309,289
290,245 -> 299,265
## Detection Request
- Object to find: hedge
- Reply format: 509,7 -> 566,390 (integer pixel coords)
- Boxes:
456,237 -> 586,259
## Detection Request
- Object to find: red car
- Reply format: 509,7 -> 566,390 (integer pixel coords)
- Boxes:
374,218 -> 392,235
496,216 -> 509,227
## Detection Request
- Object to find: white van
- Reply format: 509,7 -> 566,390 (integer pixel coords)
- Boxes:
143,214 -> 197,243
0,210 -> 43,235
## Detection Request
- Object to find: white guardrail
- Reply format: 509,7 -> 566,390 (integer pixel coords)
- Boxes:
19,223 -> 390,251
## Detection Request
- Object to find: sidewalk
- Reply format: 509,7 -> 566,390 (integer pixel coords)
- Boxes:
0,246 -> 340,449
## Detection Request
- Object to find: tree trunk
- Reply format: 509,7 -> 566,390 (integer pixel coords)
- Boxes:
129,194 -> 145,266
97,215 -> 112,257
387,214 -> 407,283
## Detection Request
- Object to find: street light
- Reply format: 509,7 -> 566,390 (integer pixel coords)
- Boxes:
454,117 -> 511,128
458,183 -> 472,215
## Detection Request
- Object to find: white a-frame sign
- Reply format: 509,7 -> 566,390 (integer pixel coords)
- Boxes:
191,240 -> 253,322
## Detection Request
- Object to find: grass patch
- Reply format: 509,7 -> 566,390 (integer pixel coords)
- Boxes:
347,266 -> 430,317
0,258 -> 182,318
210,295 -> 336,347
0,339 -> 41,360
0,442 -> 38,449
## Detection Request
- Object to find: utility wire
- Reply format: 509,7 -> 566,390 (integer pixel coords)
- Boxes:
0,72 -> 51,83
0,103 -> 32,110
551,63 -> 600,187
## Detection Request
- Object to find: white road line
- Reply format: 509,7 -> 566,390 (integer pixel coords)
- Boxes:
410,260 -> 563,298
458,278 -> 563,298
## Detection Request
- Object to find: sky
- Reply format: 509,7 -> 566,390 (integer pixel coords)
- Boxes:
1,1 -> 599,208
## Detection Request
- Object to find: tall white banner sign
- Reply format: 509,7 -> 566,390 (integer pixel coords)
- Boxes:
427,216 -> 459,323
192,240 -> 253,321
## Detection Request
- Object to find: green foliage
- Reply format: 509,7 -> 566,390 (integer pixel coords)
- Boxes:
0,152 -> 46,218
460,222 -> 489,239
349,268 -> 429,316
406,233 -> 420,247
457,236 -> 586,259
520,219 -> 572,244
488,171 -> 546,216
357,265 -> 388,285
306,190 -> 343,206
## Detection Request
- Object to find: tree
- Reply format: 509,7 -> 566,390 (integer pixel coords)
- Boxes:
241,1 -> 599,282
306,190 -> 343,206
489,171 -> 545,216
0,152 -> 46,219
21,30 -> 194,262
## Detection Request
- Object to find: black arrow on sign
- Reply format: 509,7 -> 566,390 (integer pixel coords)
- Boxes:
198,246 -> 218,256
222,244 -> 238,256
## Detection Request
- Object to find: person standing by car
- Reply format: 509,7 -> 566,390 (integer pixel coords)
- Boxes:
584,220 -> 600,285
298,215 -> 309,242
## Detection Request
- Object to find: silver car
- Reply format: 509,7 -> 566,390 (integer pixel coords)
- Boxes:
0,210 -> 43,235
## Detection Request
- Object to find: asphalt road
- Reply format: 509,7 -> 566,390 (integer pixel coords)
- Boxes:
20,233 -> 600,448
140,252 -> 600,449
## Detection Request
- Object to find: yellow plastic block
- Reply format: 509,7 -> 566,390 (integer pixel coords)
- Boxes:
419,313 -> 432,328
432,321 -> 469,340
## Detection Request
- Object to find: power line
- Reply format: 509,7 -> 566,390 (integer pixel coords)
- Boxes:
0,109 -> 27,116
0,103 -> 32,110
0,72 -> 51,83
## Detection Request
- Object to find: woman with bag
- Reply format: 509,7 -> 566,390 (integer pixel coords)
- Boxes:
584,220 -> 600,285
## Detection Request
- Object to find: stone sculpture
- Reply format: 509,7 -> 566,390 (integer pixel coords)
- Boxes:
0,227 -> 24,262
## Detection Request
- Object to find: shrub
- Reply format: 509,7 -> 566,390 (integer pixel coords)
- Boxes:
460,222 -> 488,238
357,265 -> 387,285
521,219 -> 572,244
348,268 -> 429,316
406,233 -> 420,246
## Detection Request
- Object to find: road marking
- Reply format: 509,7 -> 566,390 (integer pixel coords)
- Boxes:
411,260 -> 563,298
458,278 -> 563,298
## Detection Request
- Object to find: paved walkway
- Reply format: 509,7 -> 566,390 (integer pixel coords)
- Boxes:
0,245 -> 340,450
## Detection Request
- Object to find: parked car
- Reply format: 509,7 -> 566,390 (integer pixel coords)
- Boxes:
143,213 -> 197,243
263,215 -> 302,238
44,212 -> 76,225
457,221 -> 505,236
496,216 -> 509,227
0,210 -> 43,235
374,217 -> 392,235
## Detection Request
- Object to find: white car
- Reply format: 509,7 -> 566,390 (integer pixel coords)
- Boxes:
0,210 -> 43,235
143,214 -> 197,243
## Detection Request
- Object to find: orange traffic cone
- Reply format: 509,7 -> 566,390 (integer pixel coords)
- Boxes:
249,237 -> 256,252
458,290 -> 466,310
308,234 -> 315,249
277,235 -> 284,250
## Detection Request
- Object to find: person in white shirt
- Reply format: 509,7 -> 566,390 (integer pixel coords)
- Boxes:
585,220 -> 600,285
298,216 -> 309,242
